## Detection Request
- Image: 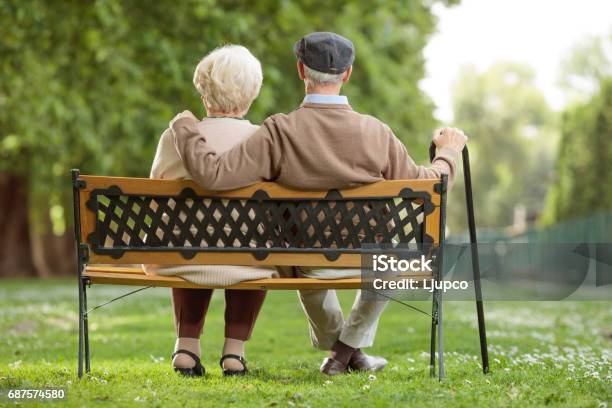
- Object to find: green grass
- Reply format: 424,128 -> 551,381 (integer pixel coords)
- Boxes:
0,279 -> 610,407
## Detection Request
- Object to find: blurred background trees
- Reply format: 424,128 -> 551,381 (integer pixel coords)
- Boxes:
542,78 -> 612,225
0,0 -> 457,276
557,33 -> 612,104
447,62 -> 557,233
542,32 -> 612,225
446,31 -> 611,237
0,1 -> 610,277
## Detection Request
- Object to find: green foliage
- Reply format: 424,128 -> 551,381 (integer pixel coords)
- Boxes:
542,78 -> 612,224
449,62 -> 557,231
557,31 -> 612,103
0,0 -> 454,230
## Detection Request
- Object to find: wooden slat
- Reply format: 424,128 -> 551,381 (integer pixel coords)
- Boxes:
83,267 -> 432,290
86,266 -> 146,274
87,252 -> 365,267
79,189 -> 95,246
78,176 -> 441,205
84,270 -> 362,289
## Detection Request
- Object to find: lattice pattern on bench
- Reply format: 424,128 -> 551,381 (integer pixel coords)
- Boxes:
84,185 -> 435,261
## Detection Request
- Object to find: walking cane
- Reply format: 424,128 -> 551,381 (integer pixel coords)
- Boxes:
429,142 -> 490,374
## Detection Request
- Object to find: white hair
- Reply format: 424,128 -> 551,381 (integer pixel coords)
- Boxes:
303,64 -> 345,87
193,45 -> 263,114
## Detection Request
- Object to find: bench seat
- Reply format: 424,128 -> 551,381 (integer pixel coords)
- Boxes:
84,266 -> 431,290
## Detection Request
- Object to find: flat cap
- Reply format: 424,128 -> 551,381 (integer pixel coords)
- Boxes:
293,32 -> 355,74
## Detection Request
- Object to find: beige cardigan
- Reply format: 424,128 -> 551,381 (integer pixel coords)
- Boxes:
142,117 -> 278,286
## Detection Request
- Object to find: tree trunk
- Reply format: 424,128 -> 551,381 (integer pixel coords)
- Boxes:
0,172 -> 37,277
36,224 -> 74,277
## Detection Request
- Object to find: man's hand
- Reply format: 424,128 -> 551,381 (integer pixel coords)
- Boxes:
433,127 -> 468,152
170,110 -> 198,128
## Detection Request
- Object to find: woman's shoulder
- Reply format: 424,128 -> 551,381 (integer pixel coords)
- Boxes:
200,118 -> 260,141
153,127 -> 174,153
157,126 -> 174,142
243,120 -> 260,133
150,127 -> 190,179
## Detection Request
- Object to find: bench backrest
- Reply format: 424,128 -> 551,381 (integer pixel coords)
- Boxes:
72,171 -> 447,268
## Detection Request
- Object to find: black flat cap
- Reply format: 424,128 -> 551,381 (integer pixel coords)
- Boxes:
294,32 -> 355,74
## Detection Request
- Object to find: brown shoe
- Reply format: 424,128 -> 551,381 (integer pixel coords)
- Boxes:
320,357 -> 348,375
348,350 -> 388,372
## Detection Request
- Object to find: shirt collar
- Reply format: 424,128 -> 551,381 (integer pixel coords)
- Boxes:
303,94 -> 349,105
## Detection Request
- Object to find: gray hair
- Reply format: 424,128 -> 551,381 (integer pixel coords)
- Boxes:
303,64 -> 345,87
193,45 -> 263,114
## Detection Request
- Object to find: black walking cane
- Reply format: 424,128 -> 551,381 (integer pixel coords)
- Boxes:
429,143 -> 490,374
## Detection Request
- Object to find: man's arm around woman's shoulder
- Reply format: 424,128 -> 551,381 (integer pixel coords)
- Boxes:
170,110 -> 281,190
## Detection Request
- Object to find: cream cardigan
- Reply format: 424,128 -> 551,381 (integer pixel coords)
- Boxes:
142,117 -> 278,286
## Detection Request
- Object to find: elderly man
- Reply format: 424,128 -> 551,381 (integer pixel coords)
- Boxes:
170,32 -> 467,375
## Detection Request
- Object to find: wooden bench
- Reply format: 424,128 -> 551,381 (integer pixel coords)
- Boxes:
71,170 -> 452,379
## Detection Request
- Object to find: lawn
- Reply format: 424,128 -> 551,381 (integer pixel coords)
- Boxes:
0,279 -> 610,407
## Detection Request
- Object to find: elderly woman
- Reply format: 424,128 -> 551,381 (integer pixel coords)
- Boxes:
146,45 -> 276,377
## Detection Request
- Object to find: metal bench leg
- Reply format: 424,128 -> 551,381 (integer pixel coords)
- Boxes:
72,169 -> 88,379
437,290 -> 445,380
436,235 -> 446,380
83,279 -> 91,374
429,292 -> 437,378
77,276 -> 84,378
430,284 -> 445,380
436,173 -> 448,380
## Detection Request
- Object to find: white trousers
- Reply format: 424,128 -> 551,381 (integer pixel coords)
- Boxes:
296,268 -> 389,350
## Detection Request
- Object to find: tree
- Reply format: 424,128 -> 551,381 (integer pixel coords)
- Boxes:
541,78 -> 612,225
557,32 -> 612,104
448,62 -> 557,233
0,0 -> 457,276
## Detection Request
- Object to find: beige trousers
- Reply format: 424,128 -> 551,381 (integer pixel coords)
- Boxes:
296,268 -> 389,350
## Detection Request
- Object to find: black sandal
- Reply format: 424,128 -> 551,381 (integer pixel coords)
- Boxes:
220,354 -> 248,377
172,349 -> 205,377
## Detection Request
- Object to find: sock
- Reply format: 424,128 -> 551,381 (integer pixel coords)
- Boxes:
173,337 -> 201,369
352,348 -> 364,360
222,338 -> 246,371
330,340 -> 356,366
